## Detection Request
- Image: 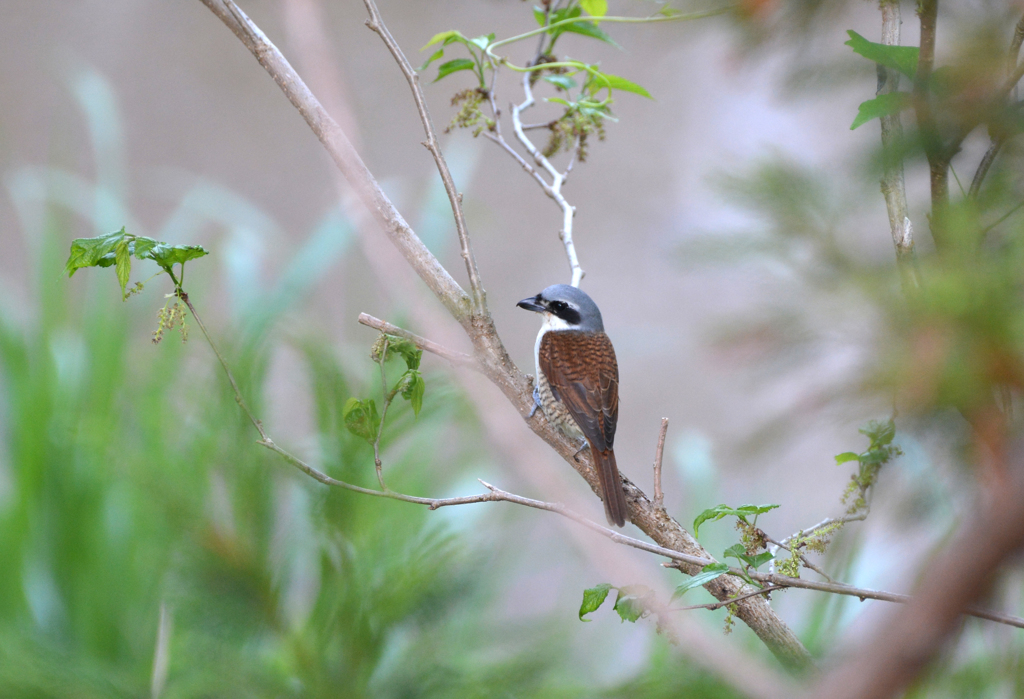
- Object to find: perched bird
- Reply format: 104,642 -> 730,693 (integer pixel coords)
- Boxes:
517,284 -> 628,527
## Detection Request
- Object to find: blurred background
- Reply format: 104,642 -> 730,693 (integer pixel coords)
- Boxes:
2,0 -> 1024,696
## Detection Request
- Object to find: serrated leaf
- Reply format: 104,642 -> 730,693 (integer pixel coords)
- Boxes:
835,451 -> 860,465
435,58 -> 476,82
422,30 -> 462,50
115,241 -> 131,299
419,47 -> 444,71
579,583 -> 613,621
139,243 -> 209,273
579,0 -> 608,17
845,30 -> 919,80
850,92 -> 911,130
544,75 -> 578,91
64,228 -> 128,277
693,503 -> 779,537
671,562 -> 729,601
342,397 -> 380,444
589,72 -> 653,99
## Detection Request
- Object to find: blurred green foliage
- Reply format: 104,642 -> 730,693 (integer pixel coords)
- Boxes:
0,66 -> 747,699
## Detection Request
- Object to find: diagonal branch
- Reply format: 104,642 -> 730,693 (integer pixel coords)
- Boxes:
362,0 -> 486,314
199,0 -> 812,670
198,0 -> 473,324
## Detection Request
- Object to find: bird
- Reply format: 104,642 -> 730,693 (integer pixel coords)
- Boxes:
517,284 -> 628,527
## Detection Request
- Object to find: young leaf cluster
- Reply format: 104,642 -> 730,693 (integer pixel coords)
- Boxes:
64,226 -> 209,298
420,31 -> 494,87
836,418 -> 901,515
578,582 -> 656,623
343,335 -> 426,446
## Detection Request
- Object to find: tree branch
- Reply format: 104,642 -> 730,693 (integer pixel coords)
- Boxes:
361,0 -> 486,314
358,313 -> 478,370
199,0 -> 813,670
198,0 -> 473,324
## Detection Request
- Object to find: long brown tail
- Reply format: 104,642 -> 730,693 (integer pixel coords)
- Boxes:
594,448 -> 628,527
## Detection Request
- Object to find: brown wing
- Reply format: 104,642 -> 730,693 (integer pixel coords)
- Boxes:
538,330 -> 618,451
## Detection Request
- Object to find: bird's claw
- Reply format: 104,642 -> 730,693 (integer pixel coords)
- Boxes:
529,386 -> 542,418
572,439 -> 589,462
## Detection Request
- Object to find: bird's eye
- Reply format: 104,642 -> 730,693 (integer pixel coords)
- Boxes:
550,300 -> 566,311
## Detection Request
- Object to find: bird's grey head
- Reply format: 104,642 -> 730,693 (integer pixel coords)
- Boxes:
516,284 -> 604,332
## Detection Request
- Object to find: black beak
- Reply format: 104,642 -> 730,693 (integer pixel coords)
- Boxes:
516,295 -> 546,312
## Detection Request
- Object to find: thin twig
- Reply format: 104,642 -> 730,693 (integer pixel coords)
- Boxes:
361,0 -> 486,314
199,0 -> 810,668
200,0 -> 472,323
764,536 -> 834,583
357,313 -> 478,369
672,586 -> 785,613
969,138 -> 1003,200
511,70 -> 583,286
177,290 -> 267,440
190,279 -> 1024,631
372,338 -> 392,490
653,418 -> 668,510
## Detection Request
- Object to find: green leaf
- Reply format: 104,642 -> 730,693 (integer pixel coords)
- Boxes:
579,0 -> 608,17
723,544 -> 748,563
860,448 -> 891,464
723,544 -> 773,569
401,370 -> 425,417
860,418 -> 896,446
850,92 -> 911,130
422,30 -> 462,50
545,97 -> 573,107
139,243 -> 209,274
613,585 -> 651,623
342,397 -> 380,444
835,451 -> 860,465
543,75 -> 577,91
419,47 -> 444,71
588,72 -> 653,99
547,7 -> 618,46
560,19 -> 617,46
845,30 -> 919,80
534,7 -> 546,26
384,337 -> 422,371
64,227 -> 128,277
434,58 -> 476,82
744,551 -> 775,569
579,583 -> 613,621
115,241 -> 131,299
693,503 -> 779,537
671,562 -> 729,601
